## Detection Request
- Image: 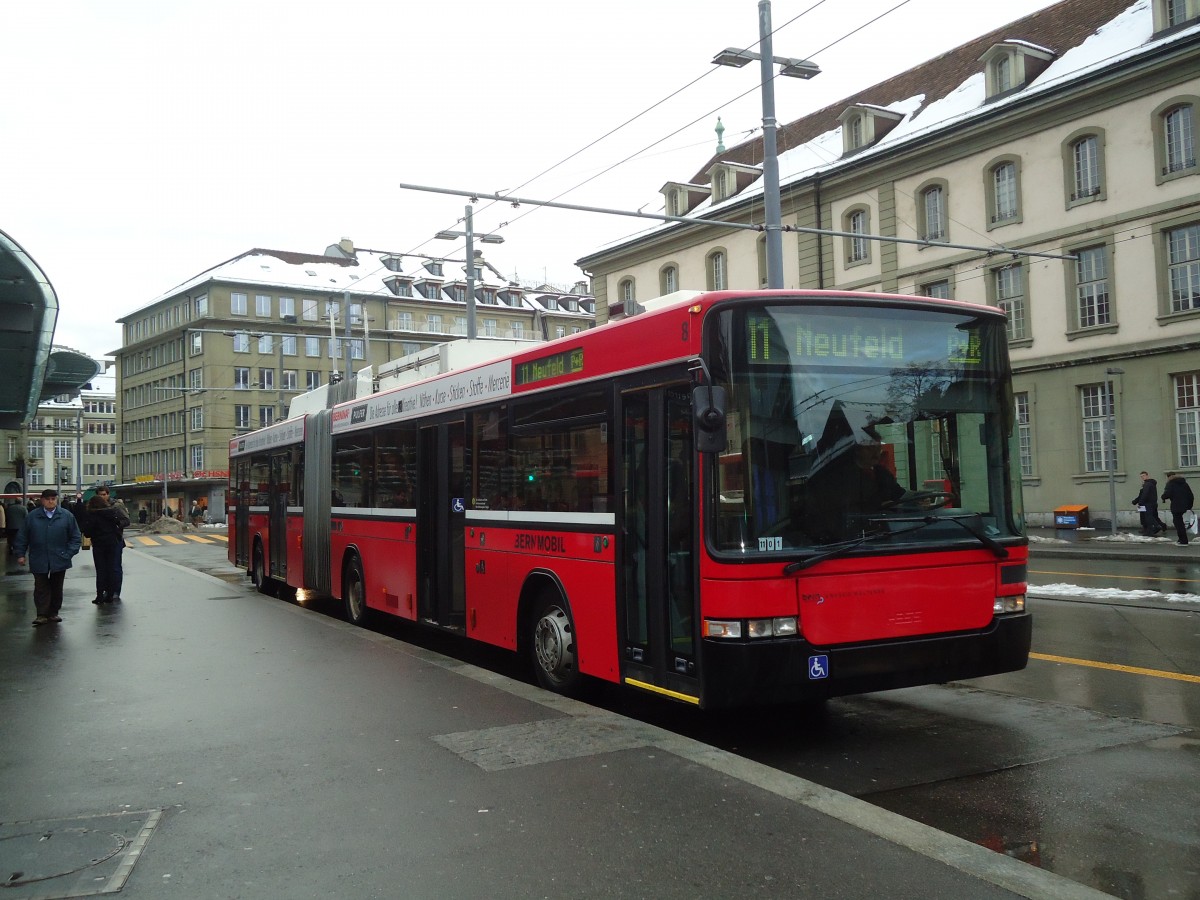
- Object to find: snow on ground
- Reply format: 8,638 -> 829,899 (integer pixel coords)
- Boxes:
1030,582 -> 1200,606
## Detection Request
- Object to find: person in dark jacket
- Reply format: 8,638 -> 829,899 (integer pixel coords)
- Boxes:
1161,471 -> 1195,546
7,499 -> 28,554
85,488 -> 129,603
1132,471 -> 1167,536
13,488 -> 82,625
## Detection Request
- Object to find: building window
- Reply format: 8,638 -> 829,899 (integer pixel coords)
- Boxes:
260,407 -> 275,428
234,405 -> 250,429
1167,223 -> 1200,312
1176,372 -> 1200,467
921,279 -> 951,299
259,368 -> 275,390
511,322 -> 525,339
280,296 -> 295,318
1072,135 -> 1101,201
619,279 -> 635,310
1015,392 -> 1033,477
306,370 -> 321,390
193,295 -> 208,317
994,55 -> 1012,93
305,336 -> 321,357
660,264 -> 679,295
189,368 -> 203,390
302,298 -> 319,321
994,265 -> 1027,341
257,335 -> 272,354
844,208 -> 870,265
348,339 -> 364,360
231,292 -> 247,316
1075,246 -> 1111,328
989,161 -> 1020,225
555,326 -> 566,339
919,183 -> 947,241
847,115 -> 863,150
1155,100 -> 1198,182
712,168 -> 729,201
281,369 -> 298,390
190,407 -> 203,431
191,445 -> 203,472
190,332 -> 203,355
233,333 -> 250,353
706,250 -> 727,290
394,312 -> 414,331
483,318 -> 497,337
427,314 -> 443,334
234,367 -> 251,390
1081,383 -> 1116,473
256,294 -> 271,317
1166,105 -> 1196,174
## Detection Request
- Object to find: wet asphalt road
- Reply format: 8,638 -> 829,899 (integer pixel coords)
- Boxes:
135,536 -> 1200,899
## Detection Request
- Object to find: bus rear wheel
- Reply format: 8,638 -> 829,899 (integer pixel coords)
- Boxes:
344,556 -> 369,627
251,543 -> 272,595
530,593 -> 580,694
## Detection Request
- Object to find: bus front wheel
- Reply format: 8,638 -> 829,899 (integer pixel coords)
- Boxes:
530,593 -> 580,694
344,556 -> 369,627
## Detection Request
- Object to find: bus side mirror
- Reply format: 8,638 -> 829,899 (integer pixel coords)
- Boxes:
693,385 -> 728,454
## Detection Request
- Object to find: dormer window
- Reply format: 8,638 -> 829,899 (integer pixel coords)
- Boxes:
979,41 -> 1055,101
381,254 -> 404,273
383,275 -> 414,297
838,105 -> 904,155
1153,0 -> 1199,31
712,168 -> 729,201
424,260 -> 444,277
661,180 -> 711,217
542,296 -> 558,311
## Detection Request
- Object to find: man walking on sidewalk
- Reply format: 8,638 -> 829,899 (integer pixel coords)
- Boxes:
1133,471 -> 1167,535
12,488 -> 82,625
1161,471 -> 1195,546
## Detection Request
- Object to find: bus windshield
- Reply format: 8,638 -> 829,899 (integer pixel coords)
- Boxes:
706,301 -> 1025,556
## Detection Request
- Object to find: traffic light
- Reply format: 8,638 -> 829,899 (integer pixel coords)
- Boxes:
14,458 -> 24,478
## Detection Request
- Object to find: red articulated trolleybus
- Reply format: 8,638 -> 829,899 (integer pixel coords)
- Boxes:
228,290 -> 1031,709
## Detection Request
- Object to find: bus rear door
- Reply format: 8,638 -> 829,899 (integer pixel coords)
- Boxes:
619,383 -> 699,703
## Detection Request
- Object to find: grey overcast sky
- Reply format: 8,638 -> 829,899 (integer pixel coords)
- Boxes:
2,0 -> 1058,362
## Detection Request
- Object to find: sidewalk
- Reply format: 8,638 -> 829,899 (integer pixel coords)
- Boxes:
0,548 -> 1112,899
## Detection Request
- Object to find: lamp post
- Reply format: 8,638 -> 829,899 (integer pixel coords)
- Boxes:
1105,367 -> 1125,535
435,205 -> 505,340
713,0 -> 820,289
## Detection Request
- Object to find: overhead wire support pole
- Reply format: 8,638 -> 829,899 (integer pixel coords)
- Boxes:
396,183 -> 1078,263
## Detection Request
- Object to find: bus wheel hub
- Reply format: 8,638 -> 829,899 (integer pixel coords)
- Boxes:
534,606 -> 574,678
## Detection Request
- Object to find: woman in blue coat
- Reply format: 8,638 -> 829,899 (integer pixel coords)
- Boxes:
13,488 -> 82,626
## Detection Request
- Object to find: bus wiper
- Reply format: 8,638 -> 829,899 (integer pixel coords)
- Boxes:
783,520 -> 933,574
866,513 -> 1010,559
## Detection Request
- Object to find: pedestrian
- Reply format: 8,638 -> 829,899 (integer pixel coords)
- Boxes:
6,499 -> 26,554
1132,471 -> 1167,536
1161,471 -> 1195,546
189,501 -> 201,526
12,488 -> 82,626
138,505 -> 148,525
0,499 -> 5,553
85,487 -> 129,604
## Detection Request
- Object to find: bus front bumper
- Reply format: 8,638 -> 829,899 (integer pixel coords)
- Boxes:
698,612 -> 1032,710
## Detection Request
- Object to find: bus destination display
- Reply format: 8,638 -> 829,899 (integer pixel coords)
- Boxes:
515,347 -> 584,386
747,312 -> 982,368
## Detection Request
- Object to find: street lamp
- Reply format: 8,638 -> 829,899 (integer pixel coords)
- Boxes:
1105,367 -> 1125,535
435,205 -> 505,340
713,0 -> 820,290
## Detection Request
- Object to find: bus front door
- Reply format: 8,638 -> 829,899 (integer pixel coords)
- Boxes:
417,421 -> 466,630
268,452 -> 288,581
620,384 -> 698,702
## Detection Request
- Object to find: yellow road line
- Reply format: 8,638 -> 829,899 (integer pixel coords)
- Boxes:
1031,651 -> 1200,684
182,535 -> 216,543
134,536 -> 158,545
206,534 -> 228,542
1030,568 -> 1200,586
158,535 -> 187,545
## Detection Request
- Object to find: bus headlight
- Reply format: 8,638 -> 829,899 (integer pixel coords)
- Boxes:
703,619 -> 742,639
993,594 -> 1025,614
747,617 -> 798,638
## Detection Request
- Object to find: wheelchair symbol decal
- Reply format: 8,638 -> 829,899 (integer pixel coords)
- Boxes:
451,497 -> 465,513
808,655 -> 829,680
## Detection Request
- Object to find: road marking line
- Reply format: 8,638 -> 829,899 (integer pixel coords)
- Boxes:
1030,568 -> 1200,586
1031,651 -> 1200,684
183,535 -> 216,543
158,535 -> 187,544
134,536 -> 158,545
